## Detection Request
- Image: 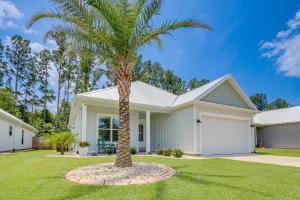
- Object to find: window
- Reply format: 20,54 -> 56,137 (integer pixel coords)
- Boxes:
139,124 -> 144,142
9,126 -> 13,136
98,115 -> 119,143
21,130 -> 24,145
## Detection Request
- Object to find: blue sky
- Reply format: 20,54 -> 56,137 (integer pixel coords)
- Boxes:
1,0 -> 300,107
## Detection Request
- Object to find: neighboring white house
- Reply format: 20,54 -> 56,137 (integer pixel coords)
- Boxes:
254,106 -> 300,148
69,74 -> 259,156
0,108 -> 37,152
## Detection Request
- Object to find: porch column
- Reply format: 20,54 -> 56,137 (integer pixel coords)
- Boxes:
146,110 -> 151,153
81,103 -> 87,142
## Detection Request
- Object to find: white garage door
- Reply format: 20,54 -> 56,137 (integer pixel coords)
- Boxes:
201,115 -> 250,155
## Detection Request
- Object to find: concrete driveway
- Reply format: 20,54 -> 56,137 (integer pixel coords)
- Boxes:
220,154 -> 300,168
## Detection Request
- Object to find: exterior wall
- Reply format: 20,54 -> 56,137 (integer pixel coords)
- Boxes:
0,118 -> 34,152
197,106 -> 255,154
202,81 -> 249,109
81,105 -> 139,153
151,106 -> 195,153
257,123 -> 300,148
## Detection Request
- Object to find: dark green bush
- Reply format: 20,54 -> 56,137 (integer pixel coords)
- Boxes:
130,147 -> 137,155
106,147 -> 113,155
162,148 -> 172,156
172,149 -> 184,158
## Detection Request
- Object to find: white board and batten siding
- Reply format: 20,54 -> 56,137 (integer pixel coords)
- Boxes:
151,106 -> 195,153
0,110 -> 36,152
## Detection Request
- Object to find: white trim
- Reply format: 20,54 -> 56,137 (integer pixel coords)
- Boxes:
146,110 -> 151,153
198,110 -> 203,154
200,112 -> 251,121
193,105 -> 197,154
81,103 -> 87,141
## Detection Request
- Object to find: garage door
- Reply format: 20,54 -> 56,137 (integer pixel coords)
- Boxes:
201,115 -> 250,155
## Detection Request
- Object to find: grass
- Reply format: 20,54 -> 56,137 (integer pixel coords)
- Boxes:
256,148 -> 300,157
0,151 -> 300,200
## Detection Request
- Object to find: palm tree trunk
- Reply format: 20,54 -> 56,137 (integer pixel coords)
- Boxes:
115,62 -> 132,168
60,144 -> 65,155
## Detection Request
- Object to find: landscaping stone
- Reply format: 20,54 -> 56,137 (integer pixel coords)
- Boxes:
65,162 -> 176,186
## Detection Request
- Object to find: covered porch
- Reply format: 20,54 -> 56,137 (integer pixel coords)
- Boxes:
77,102 -> 159,154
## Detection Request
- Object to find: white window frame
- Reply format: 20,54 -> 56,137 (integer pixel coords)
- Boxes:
96,113 -> 120,144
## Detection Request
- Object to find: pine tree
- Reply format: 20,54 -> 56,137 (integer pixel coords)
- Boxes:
38,49 -> 55,122
5,35 -> 32,103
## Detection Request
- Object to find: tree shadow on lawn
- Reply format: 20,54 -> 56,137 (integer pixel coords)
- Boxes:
175,171 -> 272,198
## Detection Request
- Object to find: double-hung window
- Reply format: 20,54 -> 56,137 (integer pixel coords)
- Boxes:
9,126 -> 13,136
98,115 -> 119,143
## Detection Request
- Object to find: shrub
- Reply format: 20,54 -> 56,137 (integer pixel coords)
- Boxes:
45,131 -> 75,155
162,148 -> 172,156
91,152 -> 97,156
106,147 -> 113,155
172,149 -> 184,158
79,141 -> 90,147
130,147 -> 137,155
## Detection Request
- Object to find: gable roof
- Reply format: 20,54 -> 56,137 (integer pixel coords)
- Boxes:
75,74 -> 257,110
254,106 -> 300,126
0,108 -> 38,133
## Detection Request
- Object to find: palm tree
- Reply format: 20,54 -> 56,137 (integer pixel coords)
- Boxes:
28,0 -> 211,167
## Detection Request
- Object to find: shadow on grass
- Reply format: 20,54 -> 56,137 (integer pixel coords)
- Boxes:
48,185 -> 100,200
175,172 -> 271,198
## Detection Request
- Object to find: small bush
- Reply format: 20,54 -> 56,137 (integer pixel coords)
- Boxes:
79,141 -> 90,147
91,152 -> 97,156
162,148 -> 172,157
172,149 -> 184,158
130,147 -> 137,155
106,147 -> 113,155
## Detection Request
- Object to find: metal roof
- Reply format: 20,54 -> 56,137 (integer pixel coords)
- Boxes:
76,74 -> 256,109
254,106 -> 300,126
78,81 -> 177,108
0,108 -> 38,132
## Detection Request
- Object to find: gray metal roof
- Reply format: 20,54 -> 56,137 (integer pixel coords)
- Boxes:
0,108 -> 38,132
254,106 -> 300,126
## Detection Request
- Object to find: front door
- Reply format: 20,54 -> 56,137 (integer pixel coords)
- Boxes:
138,122 -> 146,152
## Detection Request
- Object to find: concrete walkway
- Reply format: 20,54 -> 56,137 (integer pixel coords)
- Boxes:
221,154 -> 300,168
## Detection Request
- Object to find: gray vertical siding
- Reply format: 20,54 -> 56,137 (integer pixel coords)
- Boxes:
257,123 -> 300,148
202,80 -> 249,109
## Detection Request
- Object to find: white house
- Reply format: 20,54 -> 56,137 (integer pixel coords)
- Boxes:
254,106 -> 300,148
69,74 -> 259,156
0,108 -> 37,152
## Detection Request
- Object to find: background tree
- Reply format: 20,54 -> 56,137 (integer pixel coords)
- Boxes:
250,93 -> 268,111
5,35 -> 32,103
187,78 -> 210,90
162,70 -> 186,95
0,40 -> 7,86
266,98 -> 292,110
38,49 -> 55,122
48,30 -> 69,130
0,88 -> 20,117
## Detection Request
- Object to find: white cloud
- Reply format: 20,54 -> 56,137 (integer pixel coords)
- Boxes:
24,28 -> 37,35
260,8 -> 300,77
0,0 -> 23,29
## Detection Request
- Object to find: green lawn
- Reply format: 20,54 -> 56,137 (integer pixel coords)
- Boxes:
256,148 -> 300,157
1,151 -> 300,200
